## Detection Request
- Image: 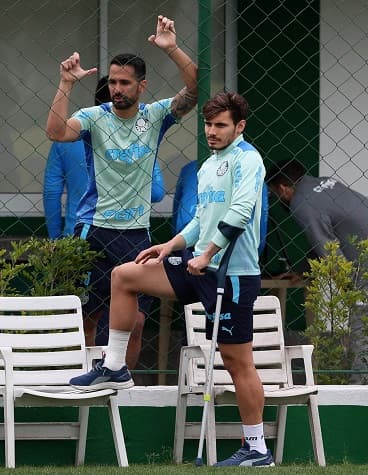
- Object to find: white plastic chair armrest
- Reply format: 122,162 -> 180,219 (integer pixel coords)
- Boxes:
0,347 -> 14,394
182,345 -> 212,367
0,346 -> 14,369
181,345 -> 206,358
285,344 -> 315,385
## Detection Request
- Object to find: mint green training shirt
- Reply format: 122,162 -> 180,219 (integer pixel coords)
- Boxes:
180,135 -> 265,276
72,99 -> 176,229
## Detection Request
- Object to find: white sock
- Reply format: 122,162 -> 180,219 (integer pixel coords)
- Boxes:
103,329 -> 130,371
243,423 -> 267,454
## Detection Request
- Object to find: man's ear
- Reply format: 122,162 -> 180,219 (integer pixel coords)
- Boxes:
270,183 -> 283,196
280,183 -> 294,202
236,119 -> 246,134
278,184 -> 287,193
138,79 -> 148,94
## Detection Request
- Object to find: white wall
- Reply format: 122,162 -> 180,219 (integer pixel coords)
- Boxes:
0,0 -> 226,216
0,0 -> 99,194
320,0 -> 368,194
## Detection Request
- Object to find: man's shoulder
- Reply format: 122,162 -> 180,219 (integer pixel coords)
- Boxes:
298,175 -> 340,195
73,104 -> 111,120
293,176 -> 327,208
140,98 -> 173,114
234,139 -> 263,162
236,139 -> 257,153
139,99 -> 177,132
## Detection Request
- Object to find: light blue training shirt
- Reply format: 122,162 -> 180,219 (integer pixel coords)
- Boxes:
180,135 -> 265,276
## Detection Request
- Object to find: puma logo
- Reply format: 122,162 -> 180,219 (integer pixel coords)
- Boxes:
221,325 -> 234,336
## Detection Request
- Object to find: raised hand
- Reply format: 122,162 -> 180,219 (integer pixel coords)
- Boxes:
148,15 -> 177,53
60,51 -> 98,83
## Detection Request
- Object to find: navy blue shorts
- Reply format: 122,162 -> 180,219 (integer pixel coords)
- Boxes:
74,224 -> 152,316
163,250 -> 261,344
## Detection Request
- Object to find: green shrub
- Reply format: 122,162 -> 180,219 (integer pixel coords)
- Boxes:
0,236 -> 102,299
0,240 -> 32,295
304,240 -> 368,384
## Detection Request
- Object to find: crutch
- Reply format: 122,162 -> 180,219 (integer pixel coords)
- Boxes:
195,221 -> 243,467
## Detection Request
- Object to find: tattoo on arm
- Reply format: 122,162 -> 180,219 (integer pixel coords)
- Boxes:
171,87 -> 197,118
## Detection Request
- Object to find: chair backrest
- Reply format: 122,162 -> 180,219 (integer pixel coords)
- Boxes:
0,295 -> 88,386
184,295 -> 289,389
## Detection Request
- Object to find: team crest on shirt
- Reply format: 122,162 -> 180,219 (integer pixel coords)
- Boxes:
135,117 -> 150,133
217,161 -> 228,176
168,256 -> 182,266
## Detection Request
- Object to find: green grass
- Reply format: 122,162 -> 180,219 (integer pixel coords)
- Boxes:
0,465 -> 366,475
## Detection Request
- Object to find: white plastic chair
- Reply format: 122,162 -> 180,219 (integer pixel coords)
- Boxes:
173,295 -> 325,466
0,295 -> 128,468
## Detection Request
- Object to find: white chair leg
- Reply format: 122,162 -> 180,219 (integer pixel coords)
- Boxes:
274,405 -> 287,464
173,393 -> 188,463
3,393 -> 16,468
174,350 -> 191,463
75,406 -> 89,465
308,395 -> 326,466
108,396 -> 128,467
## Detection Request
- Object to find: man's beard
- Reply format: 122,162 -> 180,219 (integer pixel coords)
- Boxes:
207,136 -> 233,151
112,95 -> 136,110
208,142 -> 228,151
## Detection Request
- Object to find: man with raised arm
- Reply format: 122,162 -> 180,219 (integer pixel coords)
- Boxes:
46,15 -> 197,368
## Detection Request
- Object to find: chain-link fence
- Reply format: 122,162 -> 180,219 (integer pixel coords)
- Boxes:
1,0 -> 368,384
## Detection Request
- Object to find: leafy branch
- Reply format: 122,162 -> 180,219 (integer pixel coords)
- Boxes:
304,240 -> 368,384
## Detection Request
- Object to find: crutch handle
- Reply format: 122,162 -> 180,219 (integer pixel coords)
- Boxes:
216,221 -> 244,288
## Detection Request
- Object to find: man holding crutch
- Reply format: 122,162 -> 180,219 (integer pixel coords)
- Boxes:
70,91 -> 274,467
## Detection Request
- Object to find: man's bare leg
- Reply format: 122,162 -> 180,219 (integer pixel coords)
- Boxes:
109,260 -> 176,330
126,310 -> 145,369
219,342 -> 267,455
70,259 -> 177,389
219,342 -> 264,424
100,260 -> 176,371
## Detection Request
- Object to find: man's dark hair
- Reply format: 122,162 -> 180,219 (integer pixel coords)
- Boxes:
95,75 -> 110,105
110,53 -> 146,81
267,159 -> 306,187
202,91 -> 249,124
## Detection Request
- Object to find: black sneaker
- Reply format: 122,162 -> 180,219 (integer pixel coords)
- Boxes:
70,360 -> 134,391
